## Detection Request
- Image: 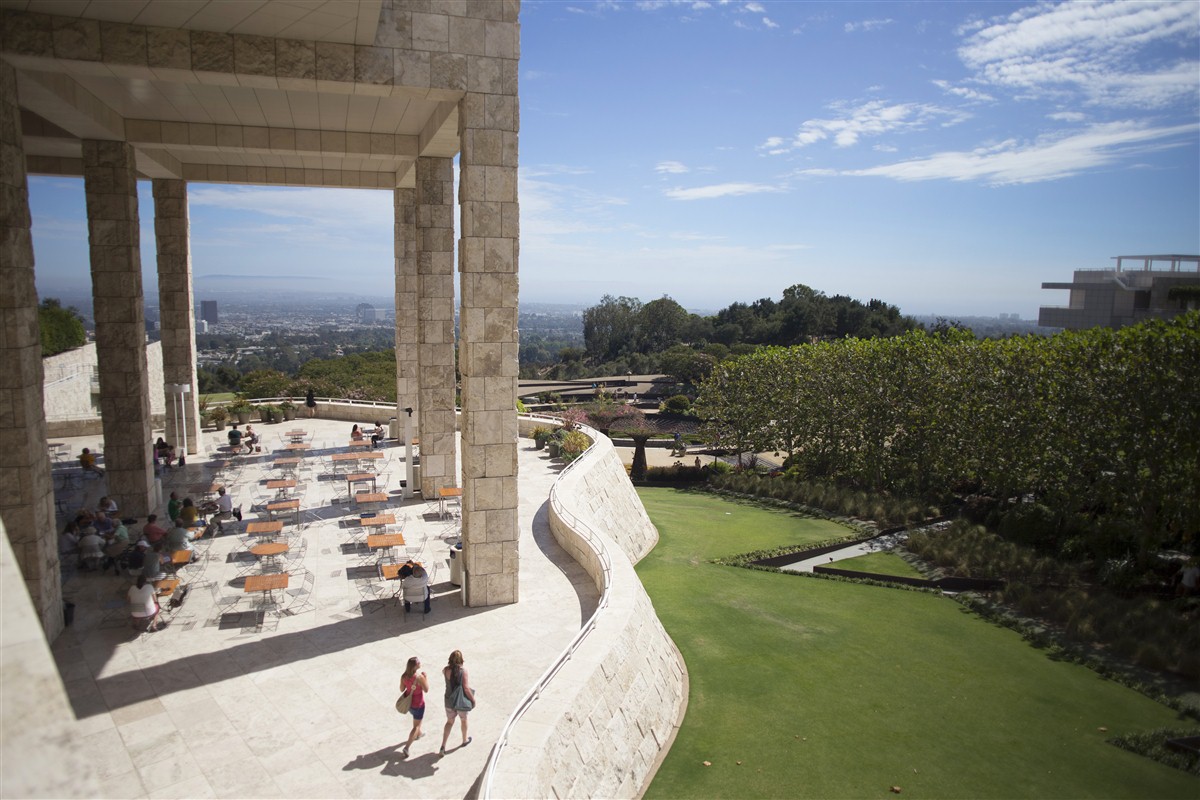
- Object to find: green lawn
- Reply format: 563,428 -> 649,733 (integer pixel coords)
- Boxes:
636,487 -> 1197,799
833,551 -> 924,579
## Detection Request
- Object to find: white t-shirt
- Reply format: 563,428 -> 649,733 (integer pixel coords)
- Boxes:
128,584 -> 158,617
216,494 -> 234,514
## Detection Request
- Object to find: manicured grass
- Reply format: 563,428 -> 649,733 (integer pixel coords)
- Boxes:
201,392 -> 235,403
636,487 -> 1198,799
833,551 -> 924,579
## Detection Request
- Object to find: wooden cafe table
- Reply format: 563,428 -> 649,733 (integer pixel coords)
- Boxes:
267,498 -> 301,524
438,486 -> 462,518
244,572 -> 289,610
249,541 -> 289,571
266,479 -> 296,496
245,520 -> 284,539
354,492 -> 387,511
367,531 -> 406,561
345,471 -> 378,495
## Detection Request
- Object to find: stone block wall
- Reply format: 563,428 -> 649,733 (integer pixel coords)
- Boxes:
485,426 -> 687,799
43,341 -> 166,437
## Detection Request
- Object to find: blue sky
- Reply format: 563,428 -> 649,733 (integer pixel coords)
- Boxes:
28,0 -> 1200,318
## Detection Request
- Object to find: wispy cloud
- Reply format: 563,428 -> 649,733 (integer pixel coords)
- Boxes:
957,0 -> 1200,108
822,121 -> 1195,186
931,79 -> 994,102
664,182 -> 784,200
655,160 -> 690,174
845,18 -> 893,33
1047,111 -> 1086,123
764,100 -> 969,153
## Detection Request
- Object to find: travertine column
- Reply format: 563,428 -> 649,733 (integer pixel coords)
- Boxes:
82,140 -> 156,517
459,84 -> 520,607
416,157 -> 457,497
395,188 -> 420,493
0,61 -> 62,638
154,179 -> 200,455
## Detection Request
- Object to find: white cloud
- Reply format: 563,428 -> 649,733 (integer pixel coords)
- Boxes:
1048,111 -> 1086,122
957,0 -> 1200,108
664,182 -> 784,200
655,160 -> 690,174
840,121 -> 1195,185
931,79 -> 994,102
763,16 -> 778,29
873,143 -> 898,153
770,100 -> 968,152
845,18 -> 894,33
744,2 -> 765,13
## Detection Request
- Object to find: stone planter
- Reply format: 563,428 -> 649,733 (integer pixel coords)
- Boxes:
534,437 -> 546,450
236,411 -> 251,424
547,441 -> 560,458
282,408 -> 296,421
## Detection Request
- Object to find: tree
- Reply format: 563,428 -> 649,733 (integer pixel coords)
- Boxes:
583,295 -> 643,362
38,298 -> 86,356
637,296 -> 690,353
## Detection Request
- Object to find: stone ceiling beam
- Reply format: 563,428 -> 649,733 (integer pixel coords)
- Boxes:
123,119 -> 419,161
14,68 -> 123,141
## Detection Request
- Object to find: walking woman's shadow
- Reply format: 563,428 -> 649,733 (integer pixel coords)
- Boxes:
343,743 -> 439,779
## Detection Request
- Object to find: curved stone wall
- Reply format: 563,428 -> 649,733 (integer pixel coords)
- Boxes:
484,427 -> 687,799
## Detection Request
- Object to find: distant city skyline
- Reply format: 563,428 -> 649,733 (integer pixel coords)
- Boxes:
25,0 -> 1200,320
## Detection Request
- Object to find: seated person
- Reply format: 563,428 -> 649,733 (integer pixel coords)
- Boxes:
165,519 -> 195,553
243,425 -> 260,452
368,420 -> 385,448
98,496 -> 118,515
142,514 -> 168,544
205,487 -> 241,529
179,498 -> 201,527
227,424 -> 244,453
402,565 -> 431,614
154,437 -> 176,468
127,576 -> 161,632
78,447 -> 104,475
141,543 -> 166,582
350,424 -> 364,442
92,511 -> 114,536
58,523 -> 80,560
77,529 -> 105,570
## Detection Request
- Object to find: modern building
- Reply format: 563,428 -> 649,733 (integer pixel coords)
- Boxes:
200,299 -> 218,326
355,301 -> 378,322
1039,254 -> 1200,330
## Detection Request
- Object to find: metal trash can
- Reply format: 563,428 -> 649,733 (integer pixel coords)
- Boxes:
388,417 -> 399,439
448,542 -> 462,586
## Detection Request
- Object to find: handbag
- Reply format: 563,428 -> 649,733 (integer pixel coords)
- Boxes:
395,687 -> 412,714
449,684 -> 474,712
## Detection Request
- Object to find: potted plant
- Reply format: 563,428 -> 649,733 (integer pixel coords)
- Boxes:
279,400 -> 297,421
531,427 -> 552,450
207,406 -> 228,431
228,396 -> 253,424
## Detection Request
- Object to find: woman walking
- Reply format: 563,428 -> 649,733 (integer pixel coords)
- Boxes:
439,650 -> 476,756
399,656 -> 429,758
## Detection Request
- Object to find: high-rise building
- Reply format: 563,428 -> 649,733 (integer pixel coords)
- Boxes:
356,303 -> 378,323
200,300 -> 218,326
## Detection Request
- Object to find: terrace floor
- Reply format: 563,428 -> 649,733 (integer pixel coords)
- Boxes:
48,418 -> 597,799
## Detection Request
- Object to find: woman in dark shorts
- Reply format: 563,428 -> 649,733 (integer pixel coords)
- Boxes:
400,656 -> 429,758
305,387 -> 317,418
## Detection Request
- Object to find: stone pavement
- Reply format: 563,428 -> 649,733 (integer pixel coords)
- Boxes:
49,419 -> 596,799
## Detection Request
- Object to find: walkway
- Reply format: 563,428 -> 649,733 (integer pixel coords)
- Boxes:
49,419 -> 596,799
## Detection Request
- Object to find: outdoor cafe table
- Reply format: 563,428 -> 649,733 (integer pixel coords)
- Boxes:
273,456 -> 302,473
154,577 -> 181,598
354,492 -> 387,511
249,541 -> 289,571
168,549 -> 193,573
348,439 -> 372,449
267,498 -> 301,524
367,532 -> 406,561
245,520 -> 283,539
283,443 -> 311,452
243,572 -> 289,610
285,429 -> 307,443
438,486 -> 463,518
266,479 -> 296,495
345,471 -> 378,495
189,482 -> 221,498
379,561 -> 423,580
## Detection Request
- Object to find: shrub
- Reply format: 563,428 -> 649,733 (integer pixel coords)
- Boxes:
660,394 -> 692,415
559,430 -> 592,461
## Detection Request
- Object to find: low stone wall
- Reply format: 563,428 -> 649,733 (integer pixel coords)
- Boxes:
484,427 -> 687,799
44,341 -> 165,437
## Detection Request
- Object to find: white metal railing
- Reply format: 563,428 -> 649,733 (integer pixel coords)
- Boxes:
481,423 -> 613,799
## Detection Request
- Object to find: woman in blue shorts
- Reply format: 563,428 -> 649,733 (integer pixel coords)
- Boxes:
400,656 -> 429,758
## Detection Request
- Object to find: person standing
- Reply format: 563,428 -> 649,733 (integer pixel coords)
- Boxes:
305,387 -> 317,418
399,656 -> 430,758
127,576 -> 161,632
439,650 -> 476,756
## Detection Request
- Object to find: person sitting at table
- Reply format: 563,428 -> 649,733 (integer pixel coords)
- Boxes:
227,424 -> 245,454
78,447 -> 104,475
127,576 -> 162,632
98,496 -> 118,515
179,498 -> 201,528
368,420 -> 385,449
244,425 -> 260,453
77,527 -> 105,571
351,424 -> 364,442
165,518 -> 196,556
141,542 -> 167,582
166,492 -> 182,525
402,565 -> 431,614
58,522 -> 80,562
154,437 -> 176,468
142,514 -> 168,544
92,511 -> 114,536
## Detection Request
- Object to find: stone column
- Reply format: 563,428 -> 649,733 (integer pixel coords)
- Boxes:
394,188 -> 419,494
0,61 -> 62,638
154,179 -> 200,456
458,88 -> 520,607
415,157 -> 457,497
82,140 -> 156,517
